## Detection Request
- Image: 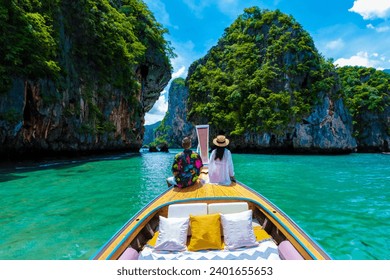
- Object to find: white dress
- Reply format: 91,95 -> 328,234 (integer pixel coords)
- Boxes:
208,148 -> 235,185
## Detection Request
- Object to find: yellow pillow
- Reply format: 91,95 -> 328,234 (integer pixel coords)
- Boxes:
253,226 -> 271,242
147,231 -> 159,246
187,213 -> 223,251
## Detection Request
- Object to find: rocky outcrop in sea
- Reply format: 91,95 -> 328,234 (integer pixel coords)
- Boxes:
0,1 -> 171,160
185,7 -> 357,154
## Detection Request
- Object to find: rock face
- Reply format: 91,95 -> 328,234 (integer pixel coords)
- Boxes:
356,107 -> 390,152
0,1 -> 171,160
293,95 -> 357,152
236,93 -> 357,153
143,121 -> 161,146
154,78 -> 197,148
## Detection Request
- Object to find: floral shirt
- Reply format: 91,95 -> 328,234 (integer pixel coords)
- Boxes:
172,149 -> 203,188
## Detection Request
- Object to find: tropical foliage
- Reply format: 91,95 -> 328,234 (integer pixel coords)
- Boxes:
337,66 -> 390,115
337,66 -> 390,137
151,117 -> 171,147
0,0 -> 174,94
0,0 -> 60,93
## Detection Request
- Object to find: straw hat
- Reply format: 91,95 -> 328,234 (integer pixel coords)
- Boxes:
213,135 -> 229,147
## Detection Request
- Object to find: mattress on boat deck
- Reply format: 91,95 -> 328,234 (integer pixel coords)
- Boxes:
138,239 -> 280,260
138,202 -> 281,260
137,226 -> 280,260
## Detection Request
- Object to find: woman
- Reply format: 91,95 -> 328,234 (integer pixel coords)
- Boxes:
208,135 -> 236,185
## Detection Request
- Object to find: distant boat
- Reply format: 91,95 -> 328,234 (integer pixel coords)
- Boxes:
382,152 -> 390,155
92,125 -> 330,260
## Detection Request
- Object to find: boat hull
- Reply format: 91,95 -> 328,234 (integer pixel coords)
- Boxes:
92,173 -> 330,260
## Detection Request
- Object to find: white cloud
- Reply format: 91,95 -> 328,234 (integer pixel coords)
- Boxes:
144,66 -> 189,125
216,0 -> 241,18
325,38 -> 345,50
143,0 -> 177,29
366,23 -> 390,33
366,22 -> 390,32
170,39 -> 199,77
183,0 -> 211,18
376,25 -> 390,32
334,51 -> 385,69
349,0 -> 390,20
172,66 -> 186,79
144,92 -> 168,125
183,0 -> 256,18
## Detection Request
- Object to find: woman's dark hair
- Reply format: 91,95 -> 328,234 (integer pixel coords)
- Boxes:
214,146 -> 225,160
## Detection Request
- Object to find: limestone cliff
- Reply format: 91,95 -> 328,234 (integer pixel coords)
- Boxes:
235,92 -> 357,153
0,1 -> 172,159
154,78 -> 196,148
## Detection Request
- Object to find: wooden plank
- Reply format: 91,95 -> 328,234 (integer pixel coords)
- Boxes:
196,184 -> 207,198
202,183 -> 215,197
211,184 -> 227,197
170,185 -> 200,201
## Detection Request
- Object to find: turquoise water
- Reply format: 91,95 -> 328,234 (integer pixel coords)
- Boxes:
0,151 -> 389,260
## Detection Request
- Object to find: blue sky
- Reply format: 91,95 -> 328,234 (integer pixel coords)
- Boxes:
144,0 -> 390,124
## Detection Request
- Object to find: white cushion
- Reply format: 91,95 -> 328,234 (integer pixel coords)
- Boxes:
220,210 -> 258,250
168,203 -> 207,235
154,216 -> 189,251
208,202 -> 248,214
168,203 -> 208,218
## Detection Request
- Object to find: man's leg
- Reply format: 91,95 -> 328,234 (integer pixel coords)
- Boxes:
166,176 -> 176,187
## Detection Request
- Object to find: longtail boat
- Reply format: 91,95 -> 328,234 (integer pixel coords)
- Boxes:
92,125 -> 330,260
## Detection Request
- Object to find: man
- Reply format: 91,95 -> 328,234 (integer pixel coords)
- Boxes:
166,137 -> 203,188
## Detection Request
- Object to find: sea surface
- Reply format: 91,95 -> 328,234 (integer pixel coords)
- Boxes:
0,151 -> 389,260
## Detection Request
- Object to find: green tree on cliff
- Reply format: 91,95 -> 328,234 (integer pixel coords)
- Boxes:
0,0 -> 174,94
337,66 -> 390,137
0,0 -> 60,93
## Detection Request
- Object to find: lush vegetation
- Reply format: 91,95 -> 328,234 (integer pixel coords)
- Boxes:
337,66 -> 390,136
0,0 -> 60,93
0,0 -> 174,94
337,66 -> 390,114
187,7 -> 337,136
64,0 -> 174,92
151,118 -> 171,148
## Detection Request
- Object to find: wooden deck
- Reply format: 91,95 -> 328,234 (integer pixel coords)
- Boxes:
166,181 -> 254,201
162,169 -> 262,201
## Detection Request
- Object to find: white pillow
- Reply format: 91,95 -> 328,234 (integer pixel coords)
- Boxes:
220,210 -> 258,250
154,216 -> 189,251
